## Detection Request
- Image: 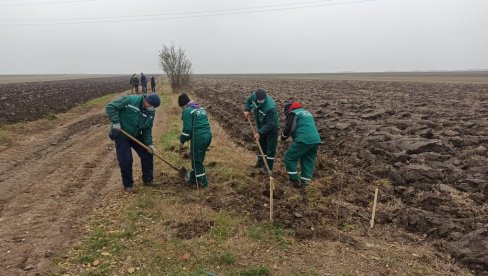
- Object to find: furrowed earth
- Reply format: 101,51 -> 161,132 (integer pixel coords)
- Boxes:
0,74 -> 487,275
190,76 -> 488,274
0,76 -> 129,123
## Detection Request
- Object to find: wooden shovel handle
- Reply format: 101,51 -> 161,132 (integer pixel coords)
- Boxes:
247,116 -> 275,222
246,116 -> 272,175
119,129 -> 179,171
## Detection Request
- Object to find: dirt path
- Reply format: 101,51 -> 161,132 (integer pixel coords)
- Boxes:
0,92 -> 138,274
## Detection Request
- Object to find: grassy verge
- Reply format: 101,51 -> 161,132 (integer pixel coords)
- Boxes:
0,123 -> 11,150
47,83 -> 469,275
47,83 -> 297,275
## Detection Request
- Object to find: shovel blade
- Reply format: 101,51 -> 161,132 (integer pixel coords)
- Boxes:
178,166 -> 188,179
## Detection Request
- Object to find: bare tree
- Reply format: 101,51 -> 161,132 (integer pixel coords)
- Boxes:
158,43 -> 192,93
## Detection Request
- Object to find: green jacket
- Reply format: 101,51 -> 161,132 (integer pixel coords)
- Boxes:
288,108 -> 321,144
106,95 -> 155,145
180,102 -> 211,144
244,92 -> 279,135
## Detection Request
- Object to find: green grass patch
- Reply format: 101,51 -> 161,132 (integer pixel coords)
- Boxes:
0,133 -> 11,148
239,266 -> 271,276
78,262 -> 112,276
126,208 -> 143,222
160,121 -> 180,150
113,223 -> 135,239
75,226 -> 114,265
341,223 -> 357,232
45,113 -> 58,120
211,212 -> 236,243
249,225 -> 263,240
81,93 -> 118,107
219,252 -> 237,265
248,223 -> 291,249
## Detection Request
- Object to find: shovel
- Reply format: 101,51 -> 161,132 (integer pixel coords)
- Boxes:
119,129 -> 187,179
247,116 -> 276,222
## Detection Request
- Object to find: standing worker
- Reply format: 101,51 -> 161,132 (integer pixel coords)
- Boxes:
281,101 -> 321,188
150,76 -> 156,92
129,74 -> 135,93
140,72 -> 147,93
106,93 -> 161,192
244,89 -> 279,174
178,93 -> 212,187
132,74 -> 140,94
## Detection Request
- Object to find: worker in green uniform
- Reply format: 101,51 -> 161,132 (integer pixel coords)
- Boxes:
244,89 -> 279,174
178,94 -> 212,187
106,93 -> 161,192
281,101 -> 321,188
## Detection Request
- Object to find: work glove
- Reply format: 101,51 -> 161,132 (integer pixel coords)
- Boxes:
148,144 -> 155,154
112,122 -> 121,131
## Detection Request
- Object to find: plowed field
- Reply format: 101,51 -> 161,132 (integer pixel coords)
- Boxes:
0,76 -> 129,123
191,76 -> 488,274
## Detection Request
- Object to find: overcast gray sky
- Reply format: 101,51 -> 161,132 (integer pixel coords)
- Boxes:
0,0 -> 487,74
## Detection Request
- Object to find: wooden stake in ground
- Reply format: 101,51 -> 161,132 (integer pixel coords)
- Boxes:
269,177 -> 276,221
370,188 -> 379,228
247,116 -> 275,222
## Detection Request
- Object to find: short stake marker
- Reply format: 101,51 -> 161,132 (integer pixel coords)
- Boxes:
370,188 -> 379,228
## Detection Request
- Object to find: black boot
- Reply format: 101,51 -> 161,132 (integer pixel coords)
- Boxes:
289,179 -> 301,189
143,179 -> 157,186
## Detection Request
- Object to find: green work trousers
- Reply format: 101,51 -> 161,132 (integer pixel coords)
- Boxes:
256,129 -> 278,171
284,141 -> 319,186
189,133 -> 212,187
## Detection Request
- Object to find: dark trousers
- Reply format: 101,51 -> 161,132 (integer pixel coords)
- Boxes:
113,132 -> 153,187
256,128 -> 278,171
151,84 -> 156,92
142,83 -> 147,93
133,85 -> 139,93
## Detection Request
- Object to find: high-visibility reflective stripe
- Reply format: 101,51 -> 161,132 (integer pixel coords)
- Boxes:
196,173 -> 206,177
127,104 -> 140,111
301,177 -> 311,181
190,109 -> 197,114
181,132 -> 190,136
266,157 -> 275,160
287,171 -> 298,175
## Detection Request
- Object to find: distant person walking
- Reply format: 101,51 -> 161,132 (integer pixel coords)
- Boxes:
244,89 -> 279,174
132,74 -> 140,94
129,74 -> 136,93
281,101 -> 321,188
150,76 -> 156,92
141,73 -> 147,93
106,93 -> 161,192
